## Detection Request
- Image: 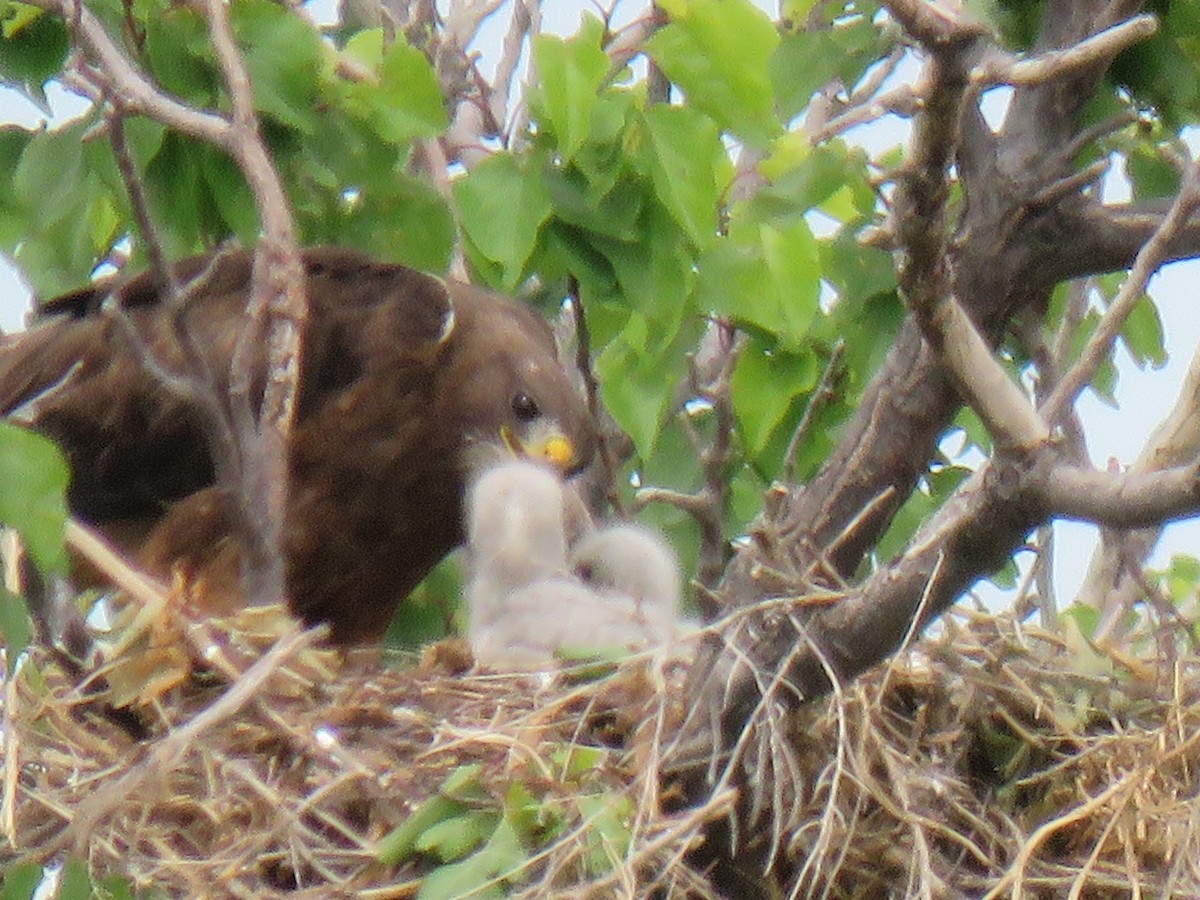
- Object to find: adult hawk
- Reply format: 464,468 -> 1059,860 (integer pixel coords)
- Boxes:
0,246 -> 596,643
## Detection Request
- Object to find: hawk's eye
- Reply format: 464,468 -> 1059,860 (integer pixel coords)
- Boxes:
511,393 -> 540,422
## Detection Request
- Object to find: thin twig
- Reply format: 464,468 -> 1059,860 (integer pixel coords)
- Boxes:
1042,156 -> 1200,425
569,275 -> 626,518
971,15 -> 1158,89
784,339 -> 844,483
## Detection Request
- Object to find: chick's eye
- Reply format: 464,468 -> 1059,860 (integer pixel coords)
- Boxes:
511,392 -> 540,422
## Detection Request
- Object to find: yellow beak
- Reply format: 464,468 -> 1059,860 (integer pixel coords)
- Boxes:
500,426 -> 576,472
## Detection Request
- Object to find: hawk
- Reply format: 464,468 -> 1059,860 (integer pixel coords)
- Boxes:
0,246 -> 596,643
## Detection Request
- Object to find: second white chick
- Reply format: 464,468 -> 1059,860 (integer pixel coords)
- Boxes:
570,523 -> 682,643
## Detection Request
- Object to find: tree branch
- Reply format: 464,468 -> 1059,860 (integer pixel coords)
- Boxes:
1033,458 -> 1200,526
1041,156 -> 1200,425
891,21 -> 1050,450
30,0 -> 229,143
1075,335 -> 1200,640
970,14 -> 1157,88
45,0 -> 308,605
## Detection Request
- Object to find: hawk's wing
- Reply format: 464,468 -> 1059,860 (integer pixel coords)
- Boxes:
0,247 -> 456,522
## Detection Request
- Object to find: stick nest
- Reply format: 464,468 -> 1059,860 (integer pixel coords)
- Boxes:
4,598 -> 1200,898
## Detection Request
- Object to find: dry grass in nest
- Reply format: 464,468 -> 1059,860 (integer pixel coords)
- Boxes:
705,603 -> 1200,897
1,599 -> 726,898
6,591 -> 1200,898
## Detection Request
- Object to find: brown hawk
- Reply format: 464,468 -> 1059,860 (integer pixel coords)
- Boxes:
0,246 -> 596,643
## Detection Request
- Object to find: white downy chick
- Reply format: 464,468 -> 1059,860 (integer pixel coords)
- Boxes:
463,460 -> 569,650
570,523 -> 683,644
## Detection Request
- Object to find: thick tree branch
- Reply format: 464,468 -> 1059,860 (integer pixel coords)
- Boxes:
1050,198 -> 1200,284
891,25 -> 1051,450
1035,459 -> 1200,526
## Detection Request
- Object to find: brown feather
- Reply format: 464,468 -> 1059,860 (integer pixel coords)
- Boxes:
2,247 -> 596,643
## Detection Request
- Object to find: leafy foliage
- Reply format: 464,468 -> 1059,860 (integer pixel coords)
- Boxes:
375,749 -> 633,896
0,1 -> 453,292
0,0 -> 1184,618
0,422 -> 68,574
0,857 -> 140,900
6,0 -> 1200,894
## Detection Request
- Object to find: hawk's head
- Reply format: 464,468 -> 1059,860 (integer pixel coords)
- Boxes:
439,285 -> 596,479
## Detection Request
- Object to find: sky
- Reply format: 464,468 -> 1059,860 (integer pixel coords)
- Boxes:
2,0 -> 1200,614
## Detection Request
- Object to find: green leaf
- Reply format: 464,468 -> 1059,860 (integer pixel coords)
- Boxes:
0,124 -> 33,247
504,782 -> 558,843
637,104 -> 729,249
331,31 -> 447,145
1126,145 -> 1181,200
12,120 -> 86,231
1120,294 -> 1166,368
597,203 -> 694,326
455,153 -> 552,290
549,744 -> 606,780
143,131 -> 209,255
647,0 -> 781,147
14,223 -> 101,298
728,463 -> 768,533
0,860 -> 43,900
989,557 -> 1019,590
0,422 -> 69,574
533,16 -> 609,163
731,335 -> 819,456
384,553 -> 459,649
377,763 -> 491,864
296,109 -> 400,190
1162,553 -> 1200,605
0,590 -> 32,657
759,139 -> 875,219
95,875 -> 136,900
596,315 -> 684,456
546,170 -> 645,241
377,794 -> 469,865
340,27 -> 385,69
1062,602 -> 1101,640
56,858 -> 91,900
0,8 -> 67,104
201,151 -> 259,244
417,818 -> 526,900
1,2 -> 42,38
325,173 -> 455,274
771,17 -> 886,121
577,793 -> 634,876
696,216 -> 820,348
416,811 -> 500,862
1064,309 -> 1119,406
874,483 -> 939,564
144,6 -> 217,105
232,0 -> 323,134
818,228 -> 896,307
